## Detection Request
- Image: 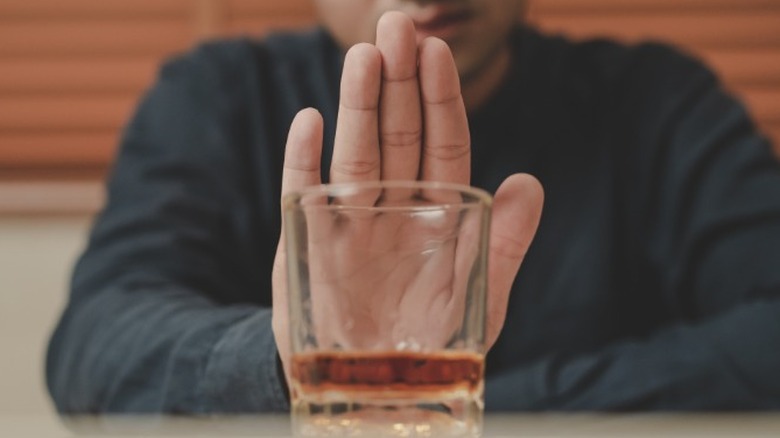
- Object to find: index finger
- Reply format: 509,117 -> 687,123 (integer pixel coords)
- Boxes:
418,37 -> 470,185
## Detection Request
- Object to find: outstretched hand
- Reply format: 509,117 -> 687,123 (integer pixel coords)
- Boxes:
272,11 -> 543,381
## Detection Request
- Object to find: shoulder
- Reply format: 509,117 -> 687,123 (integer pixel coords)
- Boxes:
155,27 -> 335,87
516,27 -> 719,105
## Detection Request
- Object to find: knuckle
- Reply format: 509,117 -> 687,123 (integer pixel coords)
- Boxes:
424,94 -> 460,106
490,235 -> 529,261
284,162 -> 319,173
424,142 -> 470,161
332,159 -> 380,177
340,102 -> 378,112
380,129 -> 422,149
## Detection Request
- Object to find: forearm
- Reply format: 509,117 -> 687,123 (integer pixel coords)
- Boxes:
486,299 -> 780,411
47,282 -> 288,413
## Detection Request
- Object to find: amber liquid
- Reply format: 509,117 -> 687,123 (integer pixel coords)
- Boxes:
290,351 -> 484,437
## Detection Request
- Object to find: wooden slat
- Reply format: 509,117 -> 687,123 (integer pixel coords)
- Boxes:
194,0 -> 225,39
740,89 -> 780,125
703,49 -> 780,87
0,58 -> 159,95
227,17 -> 319,36
0,96 -> 136,131
225,0 -> 316,16
531,0 -> 780,14
0,132 -> 116,169
529,12 -> 780,49
766,123 -> 780,137
0,20 -> 193,57
0,0 -> 190,19
225,0 -> 316,34
0,167 -> 107,181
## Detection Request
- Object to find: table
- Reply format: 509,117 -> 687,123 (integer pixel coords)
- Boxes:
3,413 -> 780,437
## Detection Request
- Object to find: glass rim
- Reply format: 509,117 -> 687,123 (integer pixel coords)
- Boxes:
282,180 -> 493,211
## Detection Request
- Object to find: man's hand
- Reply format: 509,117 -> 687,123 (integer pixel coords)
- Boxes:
272,11 -> 543,382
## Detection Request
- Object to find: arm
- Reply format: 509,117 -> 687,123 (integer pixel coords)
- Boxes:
487,50 -> 780,410
488,301 -> 780,410
46,45 -> 288,413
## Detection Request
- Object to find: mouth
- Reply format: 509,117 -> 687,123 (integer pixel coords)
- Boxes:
408,6 -> 476,41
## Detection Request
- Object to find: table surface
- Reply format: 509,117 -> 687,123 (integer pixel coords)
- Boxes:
3,413 -> 780,437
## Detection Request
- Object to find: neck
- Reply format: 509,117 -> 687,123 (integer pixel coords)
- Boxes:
461,46 -> 512,113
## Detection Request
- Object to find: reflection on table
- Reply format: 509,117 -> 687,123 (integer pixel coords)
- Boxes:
4,413 -> 780,437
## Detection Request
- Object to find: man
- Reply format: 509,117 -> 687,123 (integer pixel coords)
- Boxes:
47,0 -> 780,412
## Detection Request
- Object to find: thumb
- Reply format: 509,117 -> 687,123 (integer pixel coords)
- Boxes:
485,173 -> 544,350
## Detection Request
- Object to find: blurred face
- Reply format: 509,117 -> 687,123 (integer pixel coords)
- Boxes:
313,0 -> 527,83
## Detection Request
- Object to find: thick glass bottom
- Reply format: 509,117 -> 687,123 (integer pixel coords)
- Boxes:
292,393 -> 482,437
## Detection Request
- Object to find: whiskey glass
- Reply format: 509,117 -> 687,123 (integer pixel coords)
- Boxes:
283,181 -> 491,437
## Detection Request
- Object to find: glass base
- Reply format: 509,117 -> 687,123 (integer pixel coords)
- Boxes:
292,394 -> 482,437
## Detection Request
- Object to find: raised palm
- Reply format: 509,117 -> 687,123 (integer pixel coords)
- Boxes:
272,12 -> 543,382
298,185 -> 484,352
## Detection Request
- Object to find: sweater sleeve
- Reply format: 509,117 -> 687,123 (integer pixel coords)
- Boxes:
487,300 -> 780,410
46,43 -> 289,413
487,46 -> 780,410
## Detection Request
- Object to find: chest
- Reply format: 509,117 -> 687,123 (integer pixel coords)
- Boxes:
483,140 -> 668,375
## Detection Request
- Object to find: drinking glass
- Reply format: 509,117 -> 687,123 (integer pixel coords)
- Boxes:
283,180 -> 492,437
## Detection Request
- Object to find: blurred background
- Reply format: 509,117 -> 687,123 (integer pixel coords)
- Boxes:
1,0 -> 778,416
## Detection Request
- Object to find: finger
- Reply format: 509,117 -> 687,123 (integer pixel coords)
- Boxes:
281,108 -> 324,198
331,43 -> 382,184
280,108 -> 327,251
273,108 -> 324,381
276,107 -> 324,275
376,11 -> 422,181
419,37 -> 470,185
486,174 -> 544,349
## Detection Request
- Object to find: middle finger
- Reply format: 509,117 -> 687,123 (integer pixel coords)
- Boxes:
376,11 -> 422,181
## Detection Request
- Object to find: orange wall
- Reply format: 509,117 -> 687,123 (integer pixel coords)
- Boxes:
1,0 -> 778,181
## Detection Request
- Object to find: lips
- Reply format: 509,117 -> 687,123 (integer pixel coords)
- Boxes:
407,5 -> 475,41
